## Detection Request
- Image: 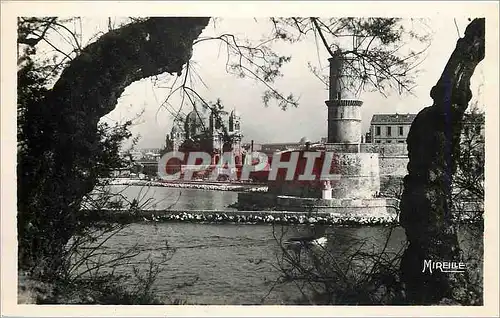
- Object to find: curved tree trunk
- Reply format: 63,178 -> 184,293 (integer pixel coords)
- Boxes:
399,18 -> 485,304
18,17 -> 210,275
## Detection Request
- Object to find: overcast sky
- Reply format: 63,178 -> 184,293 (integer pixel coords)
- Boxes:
104,17 -> 485,149
36,16 -> 485,149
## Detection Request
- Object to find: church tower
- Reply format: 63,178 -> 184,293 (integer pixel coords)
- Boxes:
169,117 -> 185,151
229,109 -> 243,164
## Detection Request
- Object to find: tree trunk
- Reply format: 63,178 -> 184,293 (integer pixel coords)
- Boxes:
399,18 -> 484,304
18,17 -> 210,275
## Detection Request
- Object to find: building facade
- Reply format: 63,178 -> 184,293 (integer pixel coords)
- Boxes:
369,113 -> 417,144
166,107 -> 244,163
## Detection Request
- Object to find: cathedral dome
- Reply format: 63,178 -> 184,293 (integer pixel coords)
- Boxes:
184,110 -> 210,139
185,110 -> 207,127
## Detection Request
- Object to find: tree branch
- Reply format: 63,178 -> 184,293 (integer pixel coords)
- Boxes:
310,18 -> 336,57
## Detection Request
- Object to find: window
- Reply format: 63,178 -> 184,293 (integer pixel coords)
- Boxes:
387,126 -> 392,136
398,140 -> 405,143
375,126 -> 381,136
375,140 -> 381,143
386,140 -> 392,143
399,126 -> 404,136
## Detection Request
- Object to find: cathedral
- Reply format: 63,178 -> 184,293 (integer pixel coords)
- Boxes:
166,107 -> 244,164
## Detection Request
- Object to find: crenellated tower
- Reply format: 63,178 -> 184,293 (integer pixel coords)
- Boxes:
325,50 -> 363,147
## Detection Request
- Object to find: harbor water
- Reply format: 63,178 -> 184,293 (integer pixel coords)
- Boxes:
83,185 -> 483,304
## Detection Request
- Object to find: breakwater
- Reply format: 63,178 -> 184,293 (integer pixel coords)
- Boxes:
82,206 -> 482,226
103,178 -> 268,192
83,208 -> 398,225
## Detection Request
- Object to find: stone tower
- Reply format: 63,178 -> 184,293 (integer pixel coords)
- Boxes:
325,50 -> 363,146
323,51 -> 381,198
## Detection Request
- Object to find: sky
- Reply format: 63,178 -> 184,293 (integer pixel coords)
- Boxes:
35,16 -> 486,149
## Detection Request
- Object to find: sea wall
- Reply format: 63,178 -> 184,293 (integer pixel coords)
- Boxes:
362,144 -> 409,177
324,143 -> 409,178
236,192 -> 398,217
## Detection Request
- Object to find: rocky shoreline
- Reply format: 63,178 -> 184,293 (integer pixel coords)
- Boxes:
83,207 -> 482,226
140,211 -> 399,226
84,208 -> 400,226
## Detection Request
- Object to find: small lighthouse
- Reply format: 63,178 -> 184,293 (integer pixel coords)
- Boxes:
325,50 -> 363,147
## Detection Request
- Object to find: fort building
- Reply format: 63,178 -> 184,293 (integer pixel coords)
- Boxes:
370,113 -> 416,144
237,51 -> 404,217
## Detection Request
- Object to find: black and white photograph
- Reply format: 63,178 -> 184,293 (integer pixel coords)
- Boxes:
1,1 -> 499,317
